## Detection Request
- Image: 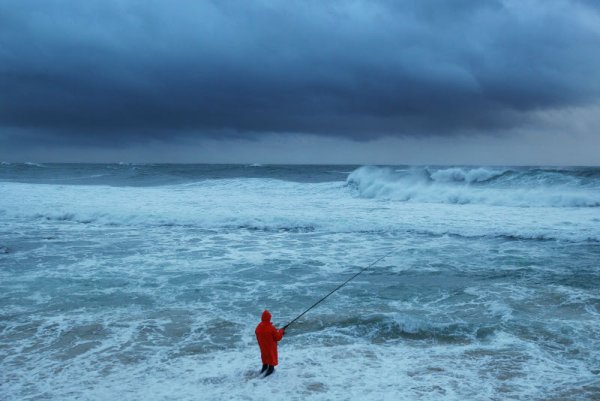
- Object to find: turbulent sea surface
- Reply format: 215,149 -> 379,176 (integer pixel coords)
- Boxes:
1,163 -> 599,400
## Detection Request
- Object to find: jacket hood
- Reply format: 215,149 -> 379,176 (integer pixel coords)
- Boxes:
261,310 -> 271,322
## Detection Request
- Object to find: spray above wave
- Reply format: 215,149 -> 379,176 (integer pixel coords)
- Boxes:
346,166 -> 600,208
429,167 -> 507,183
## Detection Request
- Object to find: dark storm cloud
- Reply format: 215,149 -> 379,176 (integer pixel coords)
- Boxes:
1,0 -> 599,144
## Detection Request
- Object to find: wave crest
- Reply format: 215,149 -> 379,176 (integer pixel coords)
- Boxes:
346,166 -> 600,207
429,167 -> 506,183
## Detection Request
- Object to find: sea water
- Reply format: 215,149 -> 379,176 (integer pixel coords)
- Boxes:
1,163 -> 599,400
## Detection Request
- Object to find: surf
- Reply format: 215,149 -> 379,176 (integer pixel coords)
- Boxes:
346,166 -> 600,207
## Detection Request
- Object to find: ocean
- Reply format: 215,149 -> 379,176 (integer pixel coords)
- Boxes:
1,163 -> 599,400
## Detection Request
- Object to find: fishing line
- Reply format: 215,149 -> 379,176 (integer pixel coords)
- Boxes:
283,249 -> 396,330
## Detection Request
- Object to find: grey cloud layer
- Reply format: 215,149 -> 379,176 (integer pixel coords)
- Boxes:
1,0 -> 599,143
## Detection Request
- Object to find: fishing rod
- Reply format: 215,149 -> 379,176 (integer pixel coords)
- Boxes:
282,249 -> 395,330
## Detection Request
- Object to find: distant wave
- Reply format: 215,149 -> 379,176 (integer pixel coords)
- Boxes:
346,166 -> 600,208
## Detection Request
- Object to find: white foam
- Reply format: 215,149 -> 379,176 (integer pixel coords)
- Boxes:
3,328 -> 594,401
430,167 -> 506,183
1,177 -> 599,242
3,167 -> 600,401
347,166 -> 600,208
2,174 -> 599,400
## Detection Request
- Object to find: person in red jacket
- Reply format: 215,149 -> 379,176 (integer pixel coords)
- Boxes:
255,309 -> 285,377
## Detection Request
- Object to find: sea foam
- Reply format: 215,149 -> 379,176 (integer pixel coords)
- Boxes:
347,166 -> 600,207
1,173 -> 599,242
2,164 -> 600,401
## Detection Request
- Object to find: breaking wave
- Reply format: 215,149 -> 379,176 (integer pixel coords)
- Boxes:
429,167 -> 507,183
2,165 -> 600,243
346,166 -> 600,207
24,162 -> 46,167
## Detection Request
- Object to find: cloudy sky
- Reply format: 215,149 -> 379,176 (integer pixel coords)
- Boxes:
1,0 -> 599,164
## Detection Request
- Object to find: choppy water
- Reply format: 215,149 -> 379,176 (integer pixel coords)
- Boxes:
1,163 -> 599,400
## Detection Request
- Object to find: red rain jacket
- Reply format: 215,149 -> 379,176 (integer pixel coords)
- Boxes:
255,310 -> 284,366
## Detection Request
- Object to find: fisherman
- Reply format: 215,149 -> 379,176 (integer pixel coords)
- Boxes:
255,309 -> 285,377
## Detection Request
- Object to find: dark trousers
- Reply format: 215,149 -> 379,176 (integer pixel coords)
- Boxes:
261,364 -> 275,376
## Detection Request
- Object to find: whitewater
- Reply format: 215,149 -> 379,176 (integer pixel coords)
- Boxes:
1,164 -> 599,400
